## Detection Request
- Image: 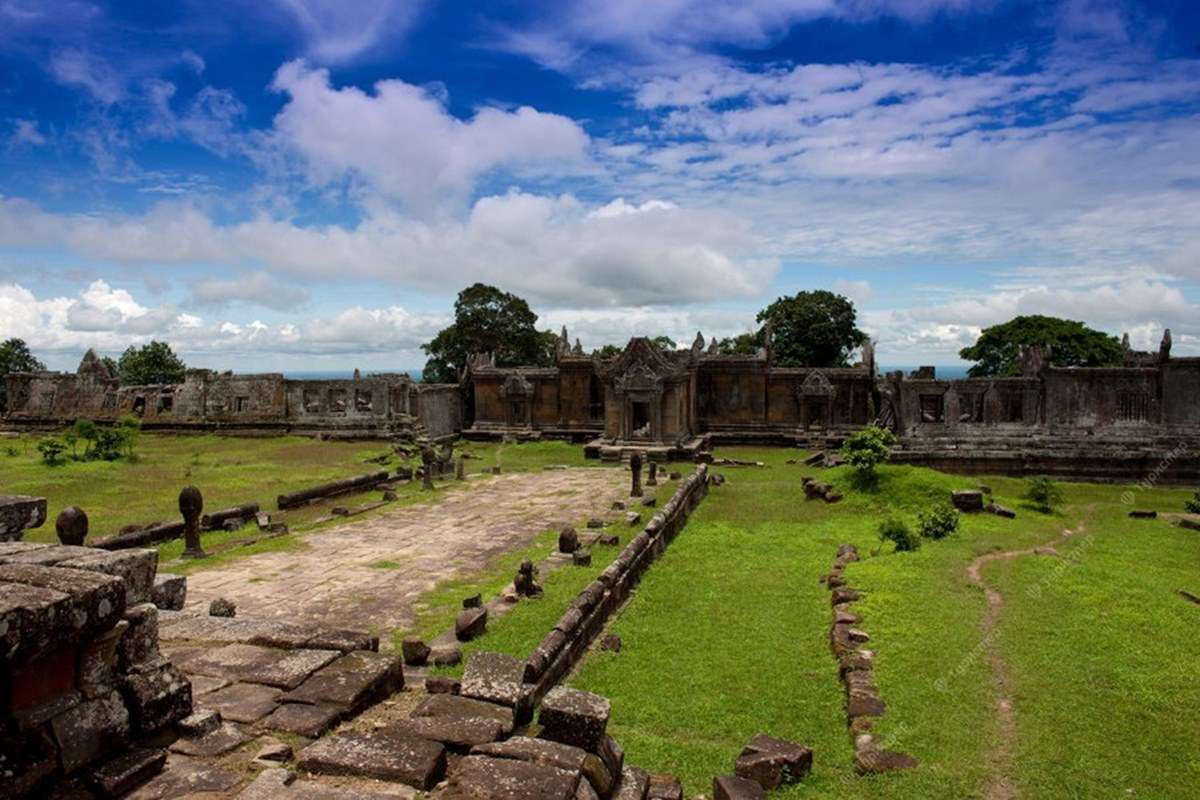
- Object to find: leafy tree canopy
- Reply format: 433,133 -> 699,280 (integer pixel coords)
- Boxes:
117,341 -> 187,386
716,331 -> 762,356
958,315 -> 1122,377
757,290 -> 868,368
422,284 -> 555,383
0,338 -> 45,412
593,336 -> 676,359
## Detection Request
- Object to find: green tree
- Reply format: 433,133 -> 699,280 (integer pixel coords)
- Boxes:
959,315 -> 1123,377
1023,476 -> 1064,514
1185,490 -> 1200,514
422,284 -> 555,383
717,331 -> 762,355
593,336 -> 677,359
101,356 -> 119,377
0,338 -> 46,412
117,341 -> 187,386
757,290 -> 867,367
840,424 -> 897,481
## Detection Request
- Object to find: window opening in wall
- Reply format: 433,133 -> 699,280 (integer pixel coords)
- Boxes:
919,394 -> 944,423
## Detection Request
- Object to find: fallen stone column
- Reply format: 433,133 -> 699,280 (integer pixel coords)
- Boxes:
200,502 -> 261,531
276,470 -> 390,509
0,495 -> 47,542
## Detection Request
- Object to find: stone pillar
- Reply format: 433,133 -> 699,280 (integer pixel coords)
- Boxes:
629,451 -> 643,498
455,455 -> 466,481
646,460 -> 658,487
421,446 -> 435,491
55,505 -> 88,546
179,485 -> 206,559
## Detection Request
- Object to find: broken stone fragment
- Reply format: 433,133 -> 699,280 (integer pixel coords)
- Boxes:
587,518 -> 605,529
263,702 -> 342,738
431,645 -> 463,667
461,651 -> 526,712
735,733 -> 813,788
647,773 -> 684,800
416,693 -> 515,734
388,716 -> 507,751
209,597 -> 236,617
1128,509 -> 1157,519
402,637 -> 431,666
88,746 -> 166,799
456,606 -> 488,641
539,686 -> 611,752
600,633 -> 622,653
50,689 -> 130,772
425,676 -> 460,695
986,503 -> 1017,519
449,755 -> 580,799
151,572 -> 186,610
297,728 -> 447,789
854,748 -> 918,774
463,593 -> 482,608
624,512 -> 642,526
951,489 -> 984,512
613,766 -> 650,800
177,708 -> 221,737
573,549 -> 592,567
714,774 -> 766,800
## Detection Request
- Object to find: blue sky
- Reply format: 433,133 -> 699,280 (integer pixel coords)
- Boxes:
2,0 -> 1199,372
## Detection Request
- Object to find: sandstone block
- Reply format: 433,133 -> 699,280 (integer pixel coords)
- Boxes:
539,686 -> 611,752
297,728 -> 446,789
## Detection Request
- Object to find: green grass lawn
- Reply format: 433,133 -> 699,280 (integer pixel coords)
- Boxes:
566,447 -> 1200,799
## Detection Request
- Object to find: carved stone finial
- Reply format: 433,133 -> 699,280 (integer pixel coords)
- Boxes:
574,338 -> 584,355
56,506 -> 88,546
1121,332 -> 1131,351
1159,329 -> 1172,362
692,331 -> 705,353
708,336 -> 719,354
179,485 -> 206,559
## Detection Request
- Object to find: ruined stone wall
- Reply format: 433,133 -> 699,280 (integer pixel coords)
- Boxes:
1162,359 -> 1200,427
413,384 -> 463,438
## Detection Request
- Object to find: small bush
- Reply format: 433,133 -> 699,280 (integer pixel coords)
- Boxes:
840,424 -> 897,480
1023,475 -> 1064,514
918,504 -> 960,540
1186,490 -> 1200,514
90,428 -> 125,461
37,437 -> 67,466
879,517 -> 920,552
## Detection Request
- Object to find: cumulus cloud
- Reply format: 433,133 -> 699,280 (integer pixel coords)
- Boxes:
0,191 -> 776,308
47,49 -> 126,104
9,119 -> 46,147
267,60 -> 591,214
188,271 -> 310,311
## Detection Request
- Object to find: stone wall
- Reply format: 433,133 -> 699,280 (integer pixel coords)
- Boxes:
522,464 -> 710,705
2,351 -> 462,439
0,541 -> 192,797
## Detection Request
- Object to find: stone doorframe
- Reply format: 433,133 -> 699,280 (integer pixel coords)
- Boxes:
798,370 -> 836,429
620,389 -> 664,441
499,374 -> 534,428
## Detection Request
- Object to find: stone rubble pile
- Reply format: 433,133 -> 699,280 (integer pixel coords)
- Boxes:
0,538 -> 193,797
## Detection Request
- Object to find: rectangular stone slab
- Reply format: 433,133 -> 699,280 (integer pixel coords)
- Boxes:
197,682 -> 282,723
176,643 -> 338,689
283,650 -> 402,712
415,694 -> 515,734
0,580 -> 73,665
386,716 -> 507,750
297,729 -> 446,789
0,545 -> 95,566
0,496 -> 47,541
450,755 -> 579,800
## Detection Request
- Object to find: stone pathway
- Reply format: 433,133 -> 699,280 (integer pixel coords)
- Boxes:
181,469 -> 627,640
965,522 -> 1085,800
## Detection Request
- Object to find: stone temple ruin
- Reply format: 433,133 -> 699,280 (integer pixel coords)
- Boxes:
5,327 -> 1200,480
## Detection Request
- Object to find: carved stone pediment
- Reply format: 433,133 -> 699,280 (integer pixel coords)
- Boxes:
798,370 -> 835,397
601,337 -> 685,395
498,373 -> 533,399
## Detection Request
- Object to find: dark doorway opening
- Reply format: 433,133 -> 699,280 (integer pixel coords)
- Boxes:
631,401 -> 651,437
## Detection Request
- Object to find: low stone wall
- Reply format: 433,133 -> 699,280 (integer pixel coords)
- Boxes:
0,542 -> 193,797
522,464 -> 710,705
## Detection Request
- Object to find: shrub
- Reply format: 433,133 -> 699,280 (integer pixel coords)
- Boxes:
879,517 -> 920,552
1186,490 -> 1200,514
116,415 -> 142,459
1023,475 -> 1064,513
72,418 -> 98,458
840,424 -> 897,480
37,438 -> 67,466
90,428 -> 125,461
918,504 -> 960,540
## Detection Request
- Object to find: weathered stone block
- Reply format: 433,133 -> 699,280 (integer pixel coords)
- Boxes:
450,755 -> 579,800
297,728 -> 446,789
402,637 -> 430,666
169,721 -> 252,757
539,687 -> 611,752
121,662 -> 192,734
150,573 -> 186,610
0,726 -> 58,798
647,773 -> 683,800
854,748 -> 918,774
389,716 -> 507,750
425,675 -> 460,695
472,735 -> 589,773
50,689 -> 130,772
0,495 -> 47,541
735,734 -> 812,788
177,708 -> 221,737
951,490 -> 984,512
177,643 -> 338,689
305,627 -> 379,652
456,606 -> 488,641
714,775 -> 765,800
118,602 -> 161,671
461,651 -> 526,709
264,702 -> 342,738
79,620 -> 128,699
88,747 -> 166,798
415,693 -> 516,734
613,766 -> 650,800
0,563 -> 126,646
198,681 -> 282,723
59,548 -> 157,605
283,650 -> 403,712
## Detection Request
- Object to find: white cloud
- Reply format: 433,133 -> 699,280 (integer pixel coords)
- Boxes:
188,271 -> 309,311
48,49 -> 125,104
833,278 -> 873,302
267,60 -> 591,214
269,0 -> 427,64
0,191 -> 776,308
9,119 -> 46,147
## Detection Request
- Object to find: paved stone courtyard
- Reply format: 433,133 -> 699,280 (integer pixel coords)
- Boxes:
182,468 -> 627,639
